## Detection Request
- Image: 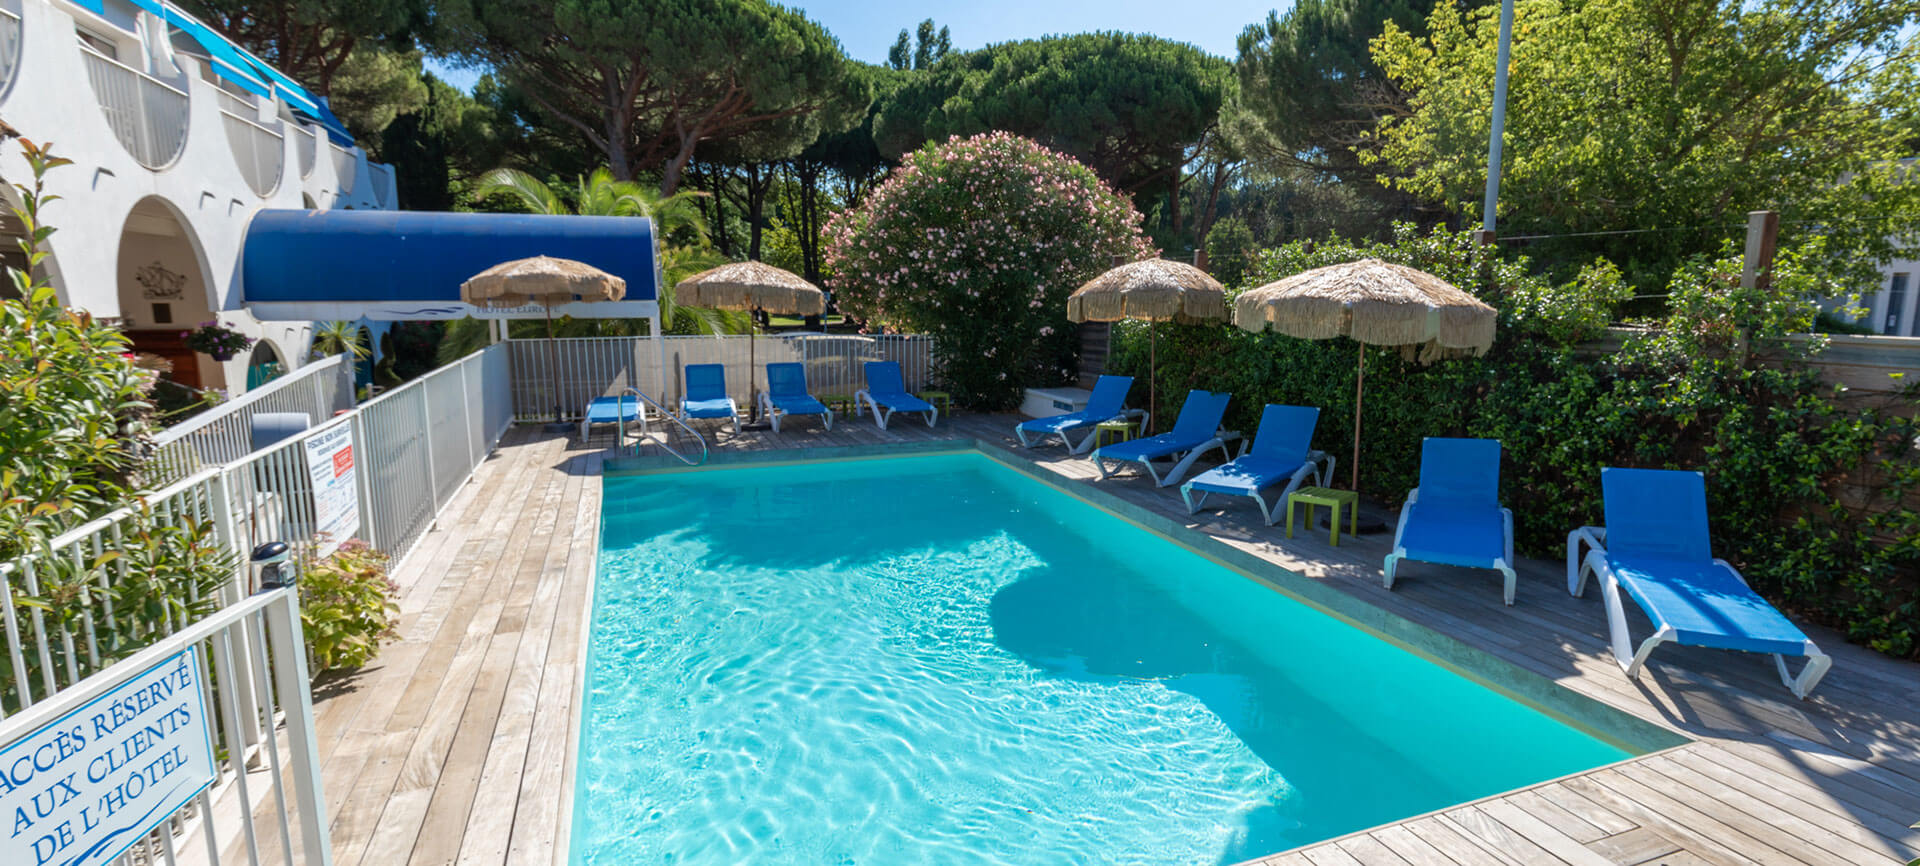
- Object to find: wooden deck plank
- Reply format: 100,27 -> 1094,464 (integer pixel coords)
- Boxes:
257,416 -> 1920,866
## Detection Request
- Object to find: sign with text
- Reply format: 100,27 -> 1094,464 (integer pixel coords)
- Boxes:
0,650 -> 216,866
304,422 -> 360,557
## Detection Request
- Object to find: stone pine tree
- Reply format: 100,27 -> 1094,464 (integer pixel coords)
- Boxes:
887,19 -> 951,70
872,32 -> 1229,198
434,0 -> 867,194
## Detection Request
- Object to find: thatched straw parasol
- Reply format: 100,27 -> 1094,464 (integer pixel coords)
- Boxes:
1068,259 -> 1228,433
462,256 -> 626,424
1234,258 -> 1495,493
675,261 -> 827,423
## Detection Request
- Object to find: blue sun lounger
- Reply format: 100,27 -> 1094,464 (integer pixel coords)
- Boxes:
1092,390 -> 1231,488
1014,374 -> 1135,453
1568,468 -> 1832,699
578,394 -> 644,441
759,362 -> 832,433
1384,437 -> 1518,605
1179,404 -> 1325,524
855,361 -> 937,429
680,363 -> 740,434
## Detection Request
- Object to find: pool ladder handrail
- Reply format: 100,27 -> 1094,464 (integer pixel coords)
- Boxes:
617,387 -> 709,466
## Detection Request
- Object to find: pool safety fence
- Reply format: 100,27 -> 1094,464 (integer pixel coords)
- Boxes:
506,332 -> 937,420
149,353 -> 358,487
0,344 -> 512,865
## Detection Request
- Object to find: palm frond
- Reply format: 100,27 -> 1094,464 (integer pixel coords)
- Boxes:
474,168 -> 567,215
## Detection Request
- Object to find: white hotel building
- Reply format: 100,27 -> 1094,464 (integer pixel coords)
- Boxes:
0,0 -> 395,393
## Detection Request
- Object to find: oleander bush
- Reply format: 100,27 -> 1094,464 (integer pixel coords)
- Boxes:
299,540 -> 400,673
1111,224 -> 1920,657
823,131 -> 1153,408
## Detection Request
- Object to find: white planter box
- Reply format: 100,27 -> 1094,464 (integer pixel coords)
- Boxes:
1020,386 -> 1091,419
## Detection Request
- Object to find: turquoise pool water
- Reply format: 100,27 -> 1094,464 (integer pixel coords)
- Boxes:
574,453 -> 1631,865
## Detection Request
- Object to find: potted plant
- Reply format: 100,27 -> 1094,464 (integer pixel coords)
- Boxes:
182,320 -> 253,361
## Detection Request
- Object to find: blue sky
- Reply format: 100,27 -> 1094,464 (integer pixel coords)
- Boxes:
425,0 -> 1288,92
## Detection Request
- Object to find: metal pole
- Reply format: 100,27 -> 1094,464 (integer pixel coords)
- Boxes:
545,306 -> 561,424
1351,341 -> 1364,492
1481,0 -> 1516,233
1148,321 -> 1157,436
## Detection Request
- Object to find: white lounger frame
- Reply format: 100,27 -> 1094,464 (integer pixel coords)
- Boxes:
1092,437 -> 1229,488
758,392 -> 833,434
680,398 -> 742,435
853,390 -> 936,430
1382,487 -> 1518,605
1014,409 -> 1148,454
1567,526 -> 1832,699
1179,453 -> 1331,525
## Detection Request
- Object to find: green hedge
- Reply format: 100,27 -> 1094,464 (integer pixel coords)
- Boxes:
1109,226 -> 1920,657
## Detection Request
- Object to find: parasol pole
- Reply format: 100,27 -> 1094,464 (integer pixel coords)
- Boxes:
748,309 -> 758,422
546,304 -> 562,425
1148,320 -> 1157,436
1351,340 -> 1364,492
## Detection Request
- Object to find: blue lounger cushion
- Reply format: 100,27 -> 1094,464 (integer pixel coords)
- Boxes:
1396,503 -> 1509,569
1610,556 -> 1811,656
1185,456 -> 1300,496
683,397 -> 736,419
765,363 -> 828,416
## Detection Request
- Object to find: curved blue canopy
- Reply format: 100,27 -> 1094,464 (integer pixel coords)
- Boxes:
242,209 -> 660,322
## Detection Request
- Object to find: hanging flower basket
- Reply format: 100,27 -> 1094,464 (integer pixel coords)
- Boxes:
182,321 -> 253,361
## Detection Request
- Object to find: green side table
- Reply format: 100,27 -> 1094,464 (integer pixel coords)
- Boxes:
1093,418 -> 1139,449
1286,487 -> 1361,546
916,390 -> 952,416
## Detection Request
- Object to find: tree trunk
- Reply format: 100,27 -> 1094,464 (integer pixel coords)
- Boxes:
659,132 -> 698,195
745,162 -> 773,261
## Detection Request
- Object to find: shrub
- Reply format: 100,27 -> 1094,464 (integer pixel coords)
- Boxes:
823,132 -> 1153,408
300,541 -> 400,673
0,140 -> 156,561
1111,224 -> 1919,658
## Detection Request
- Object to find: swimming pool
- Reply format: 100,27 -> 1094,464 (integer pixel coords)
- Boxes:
574,452 -> 1639,864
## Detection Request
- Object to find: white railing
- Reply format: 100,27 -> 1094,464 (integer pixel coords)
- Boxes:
0,8 -> 21,98
0,588 -> 329,866
367,162 -> 394,208
353,344 -> 513,556
221,110 -> 285,197
295,124 -> 316,179
0,345 -> 512,866
80,45 -> 190,169
150,355 -> 357,486
506,332 -> 938,420
328,143 -> 357,196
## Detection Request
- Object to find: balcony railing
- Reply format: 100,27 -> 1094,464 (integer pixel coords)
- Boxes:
367,161 -> 394,208
295,122 -> 316,178
80,45 -> 189,169
328,142 -> 357,196
221,109 -> 284,196
0,9 -> 21,98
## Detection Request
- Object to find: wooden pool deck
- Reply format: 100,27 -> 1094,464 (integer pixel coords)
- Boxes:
295,415 -> 1920,866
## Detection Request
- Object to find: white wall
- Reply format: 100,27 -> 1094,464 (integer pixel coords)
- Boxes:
0,0 -> 395,389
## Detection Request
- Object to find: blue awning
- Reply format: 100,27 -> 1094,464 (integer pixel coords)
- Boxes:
242,210 -> 661,322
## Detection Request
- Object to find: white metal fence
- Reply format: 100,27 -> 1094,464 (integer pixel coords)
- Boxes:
506,333 -> 938,420
221,111 -> 285,197
1,345 -> 512,865
0,588 -> 328,866
150,355 -> 358,487
80,46 -> 190,169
